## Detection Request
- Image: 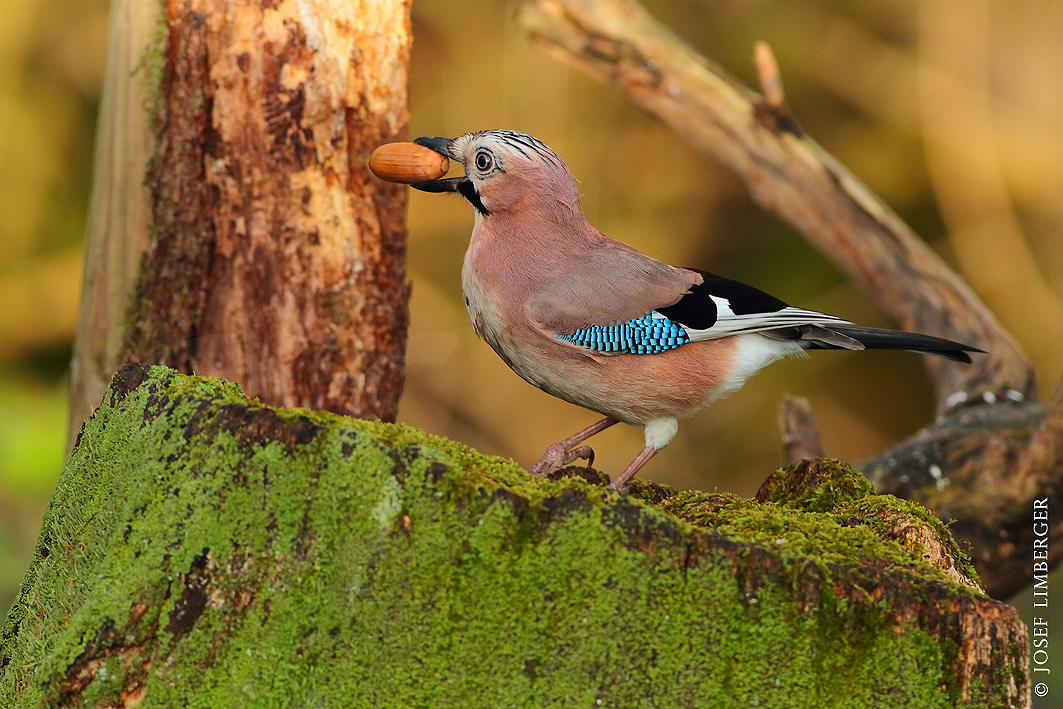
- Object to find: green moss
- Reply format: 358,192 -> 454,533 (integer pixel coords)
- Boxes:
648,473 -> 980,594
756,458 -> 875,512
0,366 -> 1021,708
132,0 -> 169,137
838,494 -> 982,587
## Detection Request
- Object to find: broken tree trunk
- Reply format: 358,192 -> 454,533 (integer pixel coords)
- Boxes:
2,365 -> 1030,707
70,0 -> 412,447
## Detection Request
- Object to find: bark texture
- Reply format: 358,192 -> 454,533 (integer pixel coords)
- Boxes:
864,382 -> 1063,599
92,0 -> 412,427
1,365 -> 1029,708
777,393 -> 825,464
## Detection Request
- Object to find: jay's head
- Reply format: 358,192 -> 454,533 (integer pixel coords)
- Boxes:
411,130 -> 580,218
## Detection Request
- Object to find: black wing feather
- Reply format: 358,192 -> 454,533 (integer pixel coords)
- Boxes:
656,270 -> 982,363
656,269 -> 789,330
804,325 -> 982,363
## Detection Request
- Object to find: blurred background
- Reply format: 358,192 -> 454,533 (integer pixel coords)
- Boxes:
2,0 -> 1061,696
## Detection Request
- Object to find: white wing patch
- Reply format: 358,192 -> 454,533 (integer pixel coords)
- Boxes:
683,304 -> 853,341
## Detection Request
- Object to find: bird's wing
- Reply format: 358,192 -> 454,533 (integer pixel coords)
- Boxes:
525,239 -> 699,334
664,270 -> 853,341
535,266 -> 855,356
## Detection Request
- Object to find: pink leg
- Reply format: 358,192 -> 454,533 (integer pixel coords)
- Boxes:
608,445 -> 660,490
528,417 -> 619,477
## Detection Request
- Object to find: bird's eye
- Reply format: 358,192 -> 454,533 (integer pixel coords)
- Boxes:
474,150 -> 494,172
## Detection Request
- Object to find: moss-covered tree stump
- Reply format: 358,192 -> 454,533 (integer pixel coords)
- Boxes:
2,365 -> 1029,707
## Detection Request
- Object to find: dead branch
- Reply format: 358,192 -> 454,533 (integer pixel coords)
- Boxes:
777,394 -> 824,465
752,41 -> 785,111
515,0 -> 1060,598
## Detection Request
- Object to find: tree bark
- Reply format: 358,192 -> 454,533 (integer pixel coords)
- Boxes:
2,365 -> 1031,707
70,0 -> 412,447
777,394 -> 825,464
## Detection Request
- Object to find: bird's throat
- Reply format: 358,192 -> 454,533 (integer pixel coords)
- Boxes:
457,180 -> 489,216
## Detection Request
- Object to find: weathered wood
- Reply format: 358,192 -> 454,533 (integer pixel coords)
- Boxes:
69,0 -> 159,446
864,380 -> 1063,599
71,0 -> 412,444
777,393 -> 824,464
1,365 -> 1031,707
126,0 -> 412,421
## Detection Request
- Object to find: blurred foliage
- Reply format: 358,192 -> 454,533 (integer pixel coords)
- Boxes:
2,0 -> 1061,697
0,0 -> 109,619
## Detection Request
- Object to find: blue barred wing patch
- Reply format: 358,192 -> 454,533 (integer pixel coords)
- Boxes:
558,313 -> 690,354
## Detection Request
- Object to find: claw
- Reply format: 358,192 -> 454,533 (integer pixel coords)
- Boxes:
527,417 -> 619,477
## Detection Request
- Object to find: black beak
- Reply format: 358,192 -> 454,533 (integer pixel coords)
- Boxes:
413,135 -> 454,157
410,176 -> 466,193
409,134 -> 490,215
410,136 -> 463,193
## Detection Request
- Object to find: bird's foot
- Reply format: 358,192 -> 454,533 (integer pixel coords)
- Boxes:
528,417 -> 619,477
528,442 -> 566,477
568,445 -> 595,471
529,443 -> 594,477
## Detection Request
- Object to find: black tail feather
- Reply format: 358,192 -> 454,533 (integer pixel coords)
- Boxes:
805,325 -> 983,363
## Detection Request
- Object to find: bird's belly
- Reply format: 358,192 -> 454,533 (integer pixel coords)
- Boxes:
546,340 -> 744,424
477,316 -> 746,425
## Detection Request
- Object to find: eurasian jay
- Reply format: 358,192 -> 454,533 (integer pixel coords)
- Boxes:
411,130 -> 979,489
